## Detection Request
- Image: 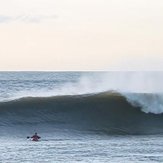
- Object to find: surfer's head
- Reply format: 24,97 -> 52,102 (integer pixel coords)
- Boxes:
35,132 -> 37,135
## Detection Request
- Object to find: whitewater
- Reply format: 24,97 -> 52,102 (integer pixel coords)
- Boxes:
0,71 -> 163,162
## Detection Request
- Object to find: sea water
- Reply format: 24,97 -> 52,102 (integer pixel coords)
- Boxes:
0,71 -> 163,163
0,135 -> 163,162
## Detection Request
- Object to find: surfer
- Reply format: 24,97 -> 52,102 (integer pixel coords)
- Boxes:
31,132 -> 41,141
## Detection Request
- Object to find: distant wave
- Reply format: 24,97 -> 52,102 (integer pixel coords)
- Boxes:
0,91 -> 163,135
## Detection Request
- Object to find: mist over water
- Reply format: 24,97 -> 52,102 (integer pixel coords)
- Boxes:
52,71 -> 163,94
89,71 -> 163,93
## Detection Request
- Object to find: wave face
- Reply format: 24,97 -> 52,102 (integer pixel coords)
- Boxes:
0,92 -> 163,135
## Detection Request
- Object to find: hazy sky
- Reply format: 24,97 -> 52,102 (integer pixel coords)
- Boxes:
0,0 -> 163,71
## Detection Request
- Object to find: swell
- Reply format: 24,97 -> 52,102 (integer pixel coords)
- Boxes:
0,92 -> 163,135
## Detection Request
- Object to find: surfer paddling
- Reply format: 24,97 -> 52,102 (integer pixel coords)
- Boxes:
27,132 -> 41,141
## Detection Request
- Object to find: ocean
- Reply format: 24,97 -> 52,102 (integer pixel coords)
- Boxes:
0,71 -> 163,162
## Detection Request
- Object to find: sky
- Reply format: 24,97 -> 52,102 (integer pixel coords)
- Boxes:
0,0 -> 163,71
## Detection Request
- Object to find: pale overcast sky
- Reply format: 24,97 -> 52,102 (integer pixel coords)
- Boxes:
0,0 -> 163,71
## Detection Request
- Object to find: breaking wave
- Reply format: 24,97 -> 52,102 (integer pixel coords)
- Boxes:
0,91 -> 163,135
